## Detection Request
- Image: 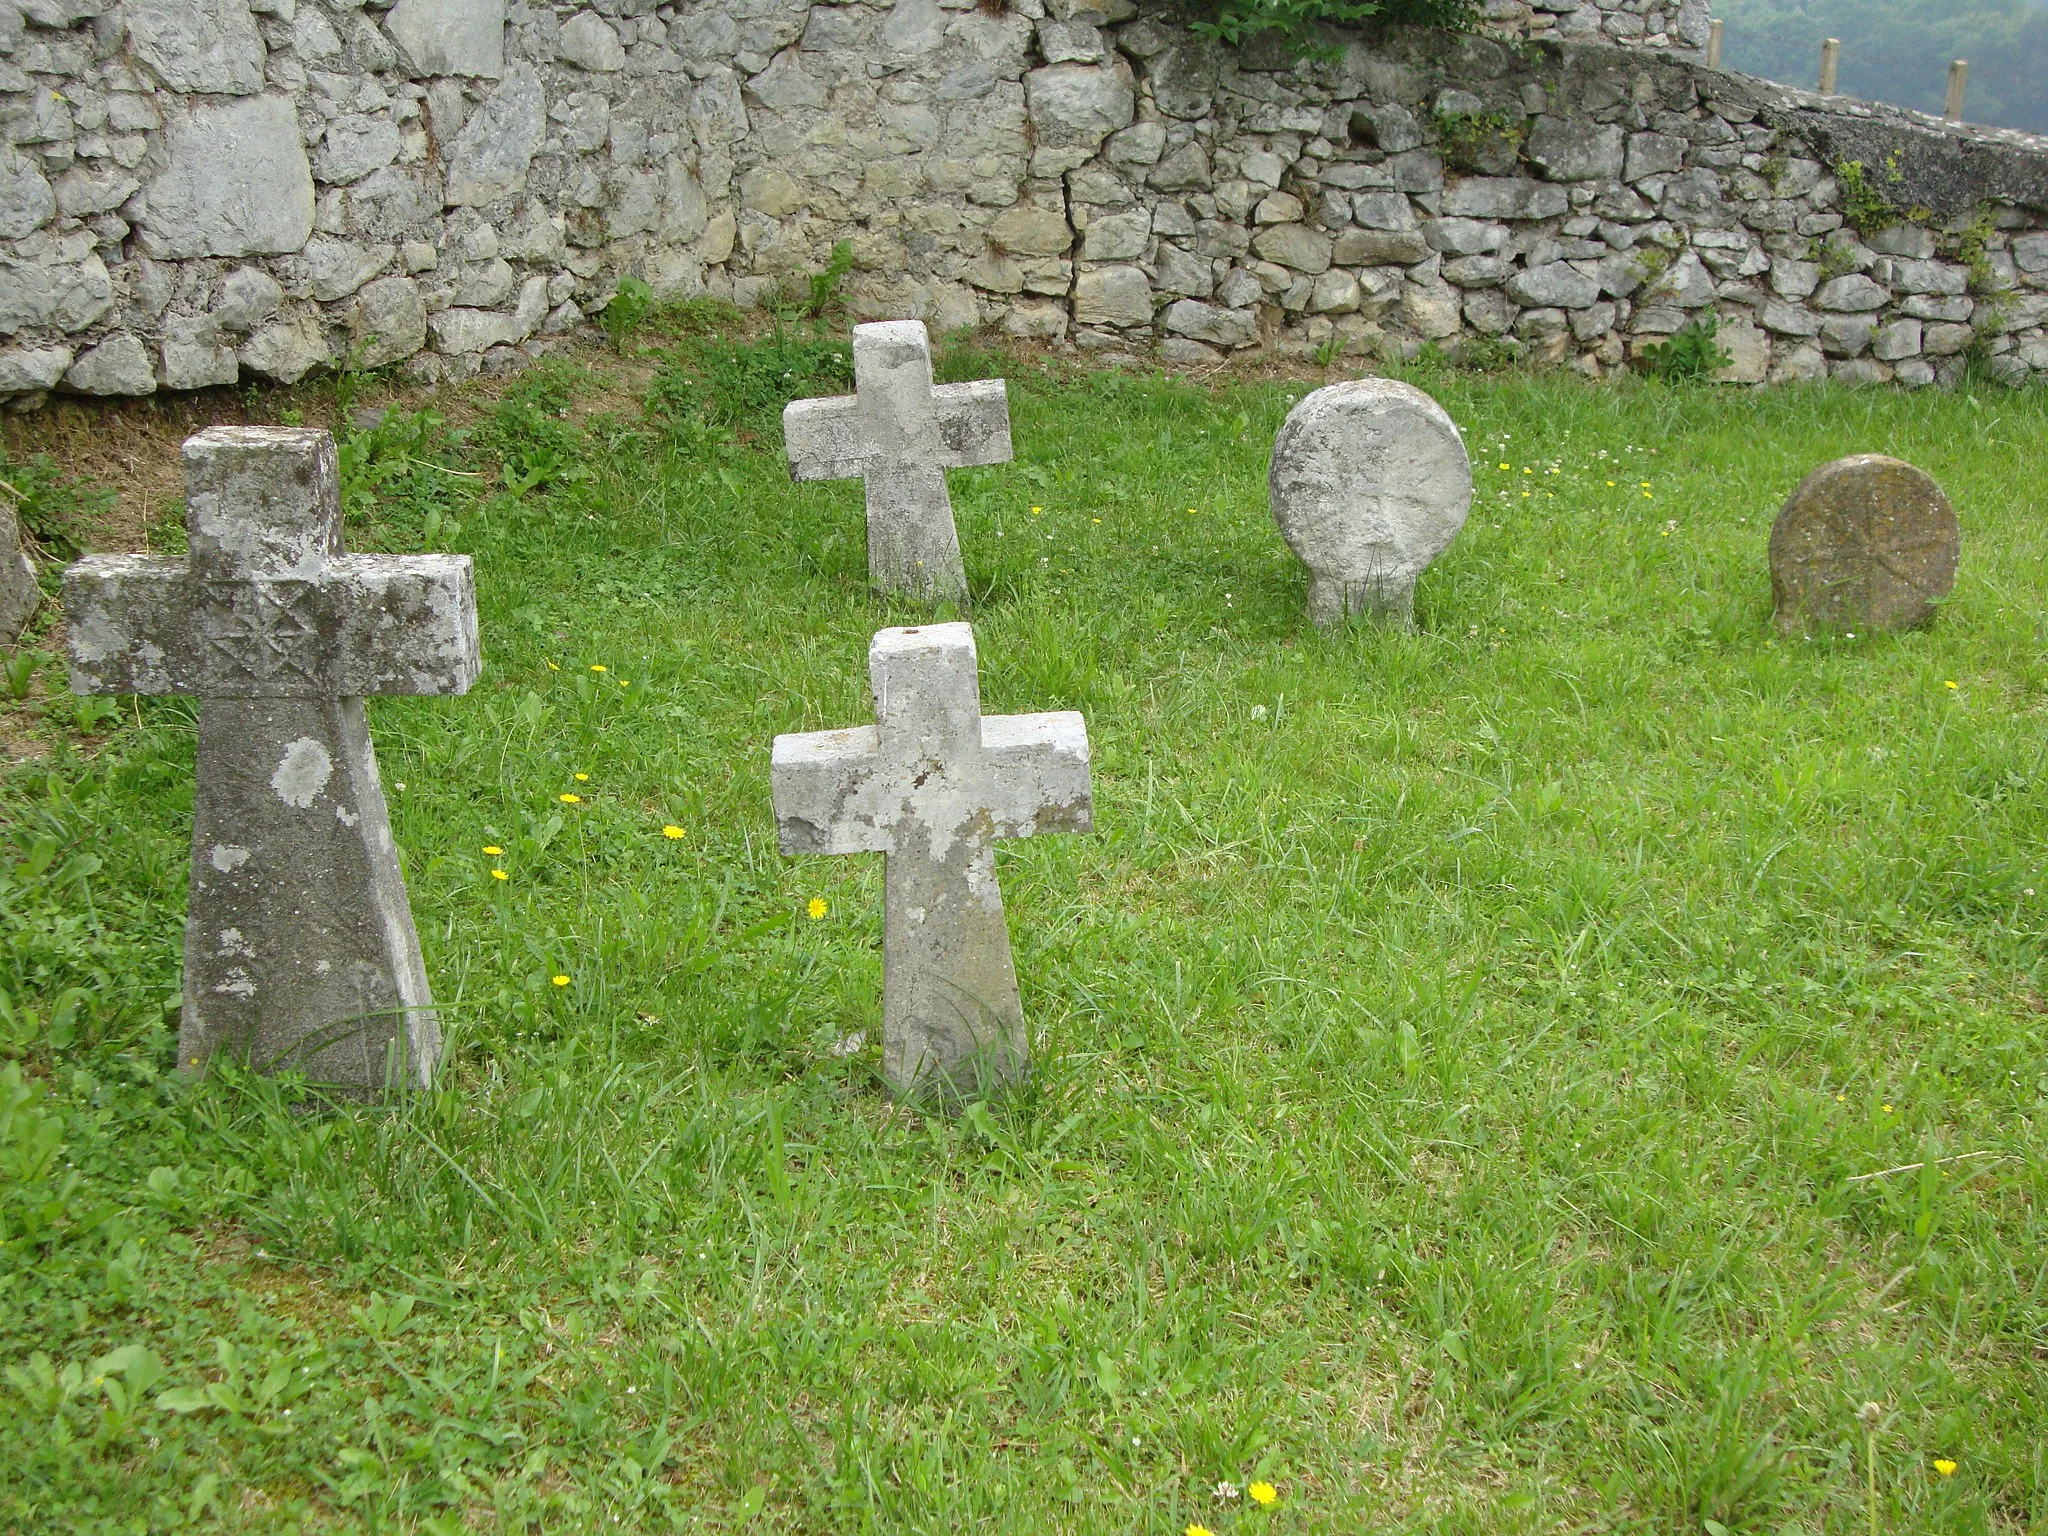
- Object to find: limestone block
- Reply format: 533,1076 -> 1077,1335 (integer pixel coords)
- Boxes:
1024,63 -> 1134,156
1254,192 -> 1303,226
1769,256 -> 1819,299
2012,234 -> 2048,274
1759,300 -> 1822,337
1821,314 -> 1876,357
1816,273 -> 1888,312
1625,131 -> 1687,182
0,253 -> 112,333
1,498 -> 37,645
1506,261 -> 1601,308
241,314 -> 331,383
1525,117 -> 1625,182
54,167 -> 138,218
1463,288 -> 1514,334
749,51 -> 828,111
385,0 -> 504,78
314,115 -> 401,187
1252,223 -> 1331,274
1770,455 -> 1958,634
62,334 -> 155,396
0,346 -> 73,395
1902,294 -> 1973,323
1872,318 -> 1922,361
1879,258 -> 1967,297
989,203 -> 1071,257
1333,228 -> 1427,267
296,237 -> 393,302
1163,298 -> 1256,347
1105,122 -> 1165,166
740,167 -> 805,216
1441,177 -> 1569,221
1154,243 -> 1214,298
1770,342 -> 1827,383
1074,264 -> 1153,327
1443,254 -> 1508,287
1002,300 -> 1069,339
1147,37 -> 1222,120
139,95 -> 315,260
161,315 -> 240,390
1080,207 -> 1149,261
1270,378 -> 1471,627
559,10 -> 627,71
1148,142 -> 1210,191
213,267 -> 283,332
0,146 -> 55,239
445,65 -> 545,207
1402,281 -> 1462,338
428,307 -> 520,355
1867,225 -> 1937,259
1424,217 -> 1504,255
1646,250 -> 1716,308
1921,322 -> 1974,357
127,0 -> 265,95
1310,269 -> 1361,313
1714,317 -> 1770,383
1351,191 -> 1416,231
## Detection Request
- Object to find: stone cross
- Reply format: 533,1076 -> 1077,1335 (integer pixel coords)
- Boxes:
771,622 -> 1091,1105
1770,454 -> 1960,635
0,494 -> 37,644
783,320 -> 1012,602
1269,379 -> 1472,627
64,427 -> 479,1092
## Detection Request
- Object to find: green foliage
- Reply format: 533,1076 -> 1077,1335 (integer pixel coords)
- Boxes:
599,276 -> 656,353
1189,0 -> 1474,48
1641,315 -> 1736,383
1715,0 -> 2048,134
790,239 -> 854,321
0,450 -> 115,562
653,323 -> 853,438
1834,155 -> 1908,238
1432,107 -> 1525,173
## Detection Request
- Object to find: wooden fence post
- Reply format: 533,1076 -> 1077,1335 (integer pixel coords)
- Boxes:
1819,37 -> 1840,95
1706,19 -> 1723,70
1945,60 -> 1969,122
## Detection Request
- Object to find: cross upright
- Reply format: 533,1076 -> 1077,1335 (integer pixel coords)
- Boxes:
771,622 -> 1092,1105
783,320 -> 1013,602
64,427 -> 480,1093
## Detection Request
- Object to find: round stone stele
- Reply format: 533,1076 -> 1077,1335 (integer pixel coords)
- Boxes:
1768,454 -> 1960,635
1269,378 -> 1472,627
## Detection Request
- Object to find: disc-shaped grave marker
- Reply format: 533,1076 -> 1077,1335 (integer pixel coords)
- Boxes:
1769,454 -> 1960,635
1269,379 -> 1472,627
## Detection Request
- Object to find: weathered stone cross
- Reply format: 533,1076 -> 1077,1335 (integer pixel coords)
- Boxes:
64,427 -> 479,1092
0,493 -> 38,644
771,623 -> 1092,1104
782,320 -> 1012,601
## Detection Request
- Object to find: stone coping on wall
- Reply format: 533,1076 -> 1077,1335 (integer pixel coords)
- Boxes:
0,1 -> 2044,404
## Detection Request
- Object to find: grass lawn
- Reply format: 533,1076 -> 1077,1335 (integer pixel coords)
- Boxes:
2,330 -> 2045,1534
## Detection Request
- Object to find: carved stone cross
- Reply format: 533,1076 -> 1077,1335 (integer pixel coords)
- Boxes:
782,320 -> 1012,601
64,427 -> 479,1092
0,494 -> 38,644
771,623 -> 1091,1104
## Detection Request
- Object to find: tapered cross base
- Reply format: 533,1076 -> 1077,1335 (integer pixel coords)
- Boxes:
184,698 -> 438,1092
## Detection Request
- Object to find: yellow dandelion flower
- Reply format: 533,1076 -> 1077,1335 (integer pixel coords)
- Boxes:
1248,1481 -> 1278,1506
1092,517 -> 1102,524
590,664 -> 607,673
575,772 -> 590,782
1934,1458 -> 1958,1477
1882,1103 -> 1894,1113
490,869 -> 508,881
618,679 -> 630,688
662,824 -> 685,839
1607,480 -> 1617,487
1188,1527 -> 1216,1536
546,661 -> 561,671
1499,463 -> 1510,471
482,845 -> 503,856
560,793 -> 582,804
807,897 -> 829,920
551,974 -> 570,987
1030,505 -> 1042,513
1945,680 -> 1958,690
1639,481 -> 1651,488
1523,467 -> 1533,475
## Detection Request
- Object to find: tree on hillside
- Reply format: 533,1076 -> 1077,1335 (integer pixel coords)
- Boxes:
1712,0 -> 2048,134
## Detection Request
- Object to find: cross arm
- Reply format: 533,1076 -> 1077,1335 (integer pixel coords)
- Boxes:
981,710 -> 1093,837
770,725 -> 893,855
931,381 -> 1013,470
64,554 -> 480,698
782,395 -> 866,483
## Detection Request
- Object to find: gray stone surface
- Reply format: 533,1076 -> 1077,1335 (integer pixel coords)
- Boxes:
160,316 -> 240,390
445,63 -> 545,207
771,622 -> 1093,1105
784,320 -> 1012,601
1769,454 -> 1960,635
1269,378 -> 1472,627
63,428 -> 480,1092
0,253 -> 112,334
139,95 -> 316,260
384,0 -> 504,78
127,0 -> 266,95
0,497 -> 39,645
558,11 -> 626,71
1526,117 -> 1625,182
241,314 -> 331,383
61,334 -> 156,395
0,346 -> 73,395
1442,177 -> 1570,221
0,146 -> 55,241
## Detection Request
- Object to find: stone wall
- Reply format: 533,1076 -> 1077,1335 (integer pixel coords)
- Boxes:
0,0 -> 2044,405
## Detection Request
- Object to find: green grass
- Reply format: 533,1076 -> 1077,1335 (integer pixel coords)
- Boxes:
2,340 -> 2045,1534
